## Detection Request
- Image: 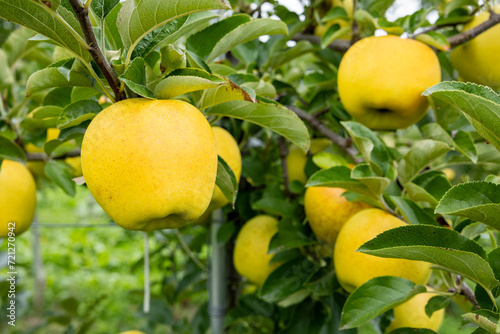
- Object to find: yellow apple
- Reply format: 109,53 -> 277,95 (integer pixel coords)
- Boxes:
66,156 -> 83,177
305,186 -> 370,244
334,208 -> 432,293
450,6 -> 500,90
286,138 -> 332,184
81,98 -> 217,231
0,160 -> 37,237
441,167 -> 456,181
207,126 -> 242,210
314,20 -> 351,39
338,35 -> 441,130
233,215 -> 281,285
386,287 -> 445,332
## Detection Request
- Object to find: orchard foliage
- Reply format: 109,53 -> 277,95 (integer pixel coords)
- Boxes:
0,0 -> 499,333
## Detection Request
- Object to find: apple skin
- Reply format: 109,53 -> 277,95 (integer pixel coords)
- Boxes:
233,215 -> 281,286
81,98 -> 217,231
0,160 -> 37,238
386,287 -> 445,332
304,187 -> 370,244
338,35 -> 441,130
450,6 -> 500,90
334,208 -> 432,293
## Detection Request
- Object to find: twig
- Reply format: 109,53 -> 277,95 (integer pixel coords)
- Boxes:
449,11 -> 500,47
449,275 -> 480,310
291,33 -> 351,52
26,149 -> 81,161
175,230 -> 207,272
351,0 -> 360,43
278,137 -> 291,197
288,105 -> 360,163
67,0 -> 125,101
412,22 -> 458,37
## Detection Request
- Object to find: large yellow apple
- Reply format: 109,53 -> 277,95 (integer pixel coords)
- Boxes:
338,35 -> 441,130
286,138 -> 332,184
450,7 -> 500,90
233,215 -> 281,285
304,186 -> 370,244
81,98 -> 217,231
386,287 -> 445,332
207,126 -> 242,210
334,208 -> 432,293
0,160 -> 37,237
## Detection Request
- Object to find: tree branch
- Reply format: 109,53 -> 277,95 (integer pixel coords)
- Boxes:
291,33 -> 351,52
448,275 -> 481,310
278,137 -> 291,197
288,105 -> 360,163
449,11 -> 500,48
26,149 -> 81,161
67,0 -> 125,101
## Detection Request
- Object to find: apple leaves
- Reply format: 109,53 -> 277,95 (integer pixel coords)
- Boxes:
340,276 -> 426,329
215,156 -> 238,206
423,82 -> 500,153
435,181 -> 500,231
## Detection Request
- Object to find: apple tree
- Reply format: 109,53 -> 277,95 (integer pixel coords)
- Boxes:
0,0 -> 499,333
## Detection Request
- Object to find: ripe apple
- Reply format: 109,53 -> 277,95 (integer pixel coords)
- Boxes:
338,35 -> 441,130
334,208 -> 432,293
207,126 -> 242,210
0,160 -> 37,237
450,6 -> 500,90
305,186 -> 370,244
81,99 -> 218,231
386,287 -> 445,332
233,215 -> 281,285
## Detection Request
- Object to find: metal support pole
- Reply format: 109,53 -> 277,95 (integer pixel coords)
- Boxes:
209,209 -> 227,334
32,215 -> 45,311
143,232 -> 150,313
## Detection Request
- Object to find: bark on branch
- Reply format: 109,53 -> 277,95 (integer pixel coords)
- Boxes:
288,106 -> 360,163
26,149 -> 81,161
67,0 -> 125,101
449,11 -> 500,48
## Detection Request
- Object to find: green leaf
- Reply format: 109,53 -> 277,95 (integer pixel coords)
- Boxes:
412,171 -> 452,203
196,77 -> 254,109
312,152 -> 349,169
322,7 -> 350,22
26,67 -> 93,96
252,198 -> 296,217
31,105 -> 64,119
307,166 -> 379,200
454,130 -> 478,163
340,276 -> 426,329
304,263 -> 338,298
44,160 -> 76,196
391,196 -> 438,225
104,2 -> 123,50
415,31 -> 450,51
398,140 -> 450,185
351,163 -> 391,195
462,312 -> 498,334
341,121 -> 391,177
259,257 -> 318,303
216,156 -> 238,206
0,136 -> 26,162
117,0 -> 230,63
187,14 -> 288,63
424,295 -> 449,318
321,24 -> 351,49
57,100 -> 102,130
206,100 -> 310,153
216,221 -> 235,244
0,2 -> 91,61
423,82 -> 500,153
0,49 -> 13,89
90,0 -> 120,20
265,40 -> 315,70
435,181 -> 500,230
268,218 -> 315,253
358,224 -> 499,290
118,57 -> 154,98
3,27 -> 39,67
159,44 -> 186,75
489,248 -> 500,281
421,123 -> 455,147
154,68 -> 225,99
